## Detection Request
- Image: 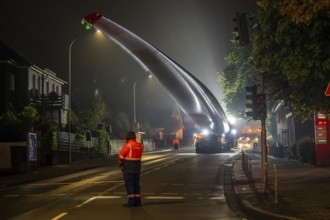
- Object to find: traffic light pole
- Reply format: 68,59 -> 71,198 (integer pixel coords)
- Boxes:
260,72 -> 268,192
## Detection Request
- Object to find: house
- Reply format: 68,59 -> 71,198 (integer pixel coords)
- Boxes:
0,40 -> 68,127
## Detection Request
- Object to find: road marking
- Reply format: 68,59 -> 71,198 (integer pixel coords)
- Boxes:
51,212 -> 68,220
76,196 -> 122,208
209,196 -> 225,200
144,196 -> 184,200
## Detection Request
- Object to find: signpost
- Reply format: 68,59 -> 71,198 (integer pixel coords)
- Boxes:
28,132 -> 37,162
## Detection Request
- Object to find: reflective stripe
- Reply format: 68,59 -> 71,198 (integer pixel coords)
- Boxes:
119,155 -> 125,159
128,143 -> 132,158
128,194 -> 140,198
124,158 -> 141,161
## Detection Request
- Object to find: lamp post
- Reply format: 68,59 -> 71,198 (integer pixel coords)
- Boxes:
133,74 -> 152,132
68,38 -> 78,164
68,39 -> 74,164
68,30 -> 103,163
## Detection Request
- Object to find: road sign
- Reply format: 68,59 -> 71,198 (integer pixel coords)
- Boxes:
325,81 -> 330,96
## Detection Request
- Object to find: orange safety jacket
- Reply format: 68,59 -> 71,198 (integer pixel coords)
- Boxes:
173,139 -> 179,145
118,139 -> 144,173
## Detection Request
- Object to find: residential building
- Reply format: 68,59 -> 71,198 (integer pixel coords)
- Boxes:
0,40 -> 68,127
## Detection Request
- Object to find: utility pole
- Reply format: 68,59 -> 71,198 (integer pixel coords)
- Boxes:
235,11 -> 268,190
260,72 -> 268,192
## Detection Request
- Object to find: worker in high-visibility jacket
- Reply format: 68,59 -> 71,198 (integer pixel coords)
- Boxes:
173,139 -> 179,152
118,131 -> 144,207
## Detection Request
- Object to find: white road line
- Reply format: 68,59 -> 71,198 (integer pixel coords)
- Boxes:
76,196 -> 122,208
51,212 -> 68,220
144,196 -> 184,200
209,196 -> 225,200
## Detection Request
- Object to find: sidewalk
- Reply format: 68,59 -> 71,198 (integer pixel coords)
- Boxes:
0,155 -> 118,189
232,151 -> 330,220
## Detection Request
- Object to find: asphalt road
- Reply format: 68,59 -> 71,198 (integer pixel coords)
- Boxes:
0,147 -> 247,220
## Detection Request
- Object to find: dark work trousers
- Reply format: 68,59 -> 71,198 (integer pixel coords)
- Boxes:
123,172 -> 141,206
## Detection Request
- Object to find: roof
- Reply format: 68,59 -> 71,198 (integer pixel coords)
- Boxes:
0,39 -> 33,66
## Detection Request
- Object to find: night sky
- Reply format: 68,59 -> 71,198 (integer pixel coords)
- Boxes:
0,0 -> 256,127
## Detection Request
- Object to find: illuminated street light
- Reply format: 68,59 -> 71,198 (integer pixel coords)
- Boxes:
68,30 -> 102,163
133,74 -> 152,131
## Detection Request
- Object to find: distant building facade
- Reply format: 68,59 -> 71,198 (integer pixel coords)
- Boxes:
272,101 -> 314,147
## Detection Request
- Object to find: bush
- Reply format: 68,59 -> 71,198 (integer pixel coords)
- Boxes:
285,143 -> 297,160
296,137 -> 315,165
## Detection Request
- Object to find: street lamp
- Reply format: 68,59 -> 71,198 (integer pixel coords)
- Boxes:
68,38 -> 78,164
133,74 -> 152,131
68,30 -> 104,163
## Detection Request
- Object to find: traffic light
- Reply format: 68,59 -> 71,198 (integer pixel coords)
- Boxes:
256,94 -> 267,119
233,12 -> 250,46
245,85 -> 258,119
245,85 -> 267,120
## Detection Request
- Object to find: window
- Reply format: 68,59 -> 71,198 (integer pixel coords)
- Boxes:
9,73 -> 15,91
32,75 -> 36,89
38,76 -> 41,91
46,81 -> 49,94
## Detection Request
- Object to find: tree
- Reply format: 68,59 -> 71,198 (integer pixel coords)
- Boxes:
79,96 -> 107,131
252,0 -> 330,120
257,0 -> 330,24
218,33 -> 258,118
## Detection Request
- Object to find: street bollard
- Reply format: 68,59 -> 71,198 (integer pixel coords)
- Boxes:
248,158 -> 252,179
274,164 -> 278,204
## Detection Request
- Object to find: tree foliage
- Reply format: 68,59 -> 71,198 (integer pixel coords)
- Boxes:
218,33 -> 258,117
253,0 -> 330,120
0,106 -> 38,141
257,0 -> 330,24
78,96 -> 107,131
